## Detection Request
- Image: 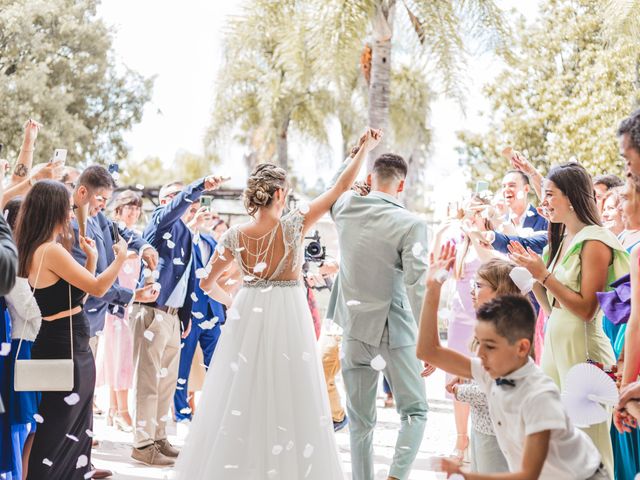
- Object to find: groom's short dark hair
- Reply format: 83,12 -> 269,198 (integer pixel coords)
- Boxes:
372,153 -> 408,181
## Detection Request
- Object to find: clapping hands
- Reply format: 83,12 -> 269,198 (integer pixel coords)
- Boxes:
507,241 -> 548,282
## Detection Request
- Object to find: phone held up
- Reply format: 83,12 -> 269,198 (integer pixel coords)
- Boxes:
51,148 -> 67,163
110,221 -> 120,244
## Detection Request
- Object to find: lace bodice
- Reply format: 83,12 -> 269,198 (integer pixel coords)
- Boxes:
217,210 -> 306,286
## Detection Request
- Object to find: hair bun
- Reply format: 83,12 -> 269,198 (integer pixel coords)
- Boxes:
253,185 -> 271,205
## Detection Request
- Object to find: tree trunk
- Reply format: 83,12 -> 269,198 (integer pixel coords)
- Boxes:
276,115 -> 291,171
367,1 -> 395,172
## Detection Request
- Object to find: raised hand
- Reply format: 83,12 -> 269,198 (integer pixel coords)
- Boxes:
79,236 -> 98,261
32,160 -> 64,182
507,240 -> 548,281
362,128 -> 383,152
22,118 -> 41,149
188,206 -> 214,231
427,241 -> 456,287
204,175 -> 229,191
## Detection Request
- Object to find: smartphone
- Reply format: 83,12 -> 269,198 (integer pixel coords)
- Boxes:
110,221 -> 120,244
52,148 -> 67,163
200,195 -> 213,211
475,180 -> 489,193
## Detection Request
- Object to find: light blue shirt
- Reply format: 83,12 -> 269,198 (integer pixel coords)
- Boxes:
165,253 -> 193,309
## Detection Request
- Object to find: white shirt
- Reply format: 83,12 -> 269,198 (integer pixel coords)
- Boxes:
471,358 -> 601,479
5,277 -> 42,342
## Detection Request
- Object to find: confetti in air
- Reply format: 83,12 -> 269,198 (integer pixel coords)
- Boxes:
370,354 -> 386,371
271,445 -> 283,455
411,242 -> 423,257
162,232 -> 172,240
33,414 -> 44,423
64,393 -> 80,405
346,300 -> 361,307
42,459 -> 53,467
144,330 -> 155,342
253,262 -> 267,273
76,454 -> 88,469
0,342 -> 10,356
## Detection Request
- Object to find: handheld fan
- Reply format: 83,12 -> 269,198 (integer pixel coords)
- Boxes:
561,363 -> 618,428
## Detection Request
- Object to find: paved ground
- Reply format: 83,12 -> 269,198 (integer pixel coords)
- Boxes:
91,368 -> 457,480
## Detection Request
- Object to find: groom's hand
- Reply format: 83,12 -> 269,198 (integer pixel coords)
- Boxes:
421,362 -> 436,377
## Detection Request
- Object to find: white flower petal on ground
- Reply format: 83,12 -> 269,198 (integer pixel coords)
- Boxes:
76,454 -> 88,469
346,300 -> 361,307
144,330 -> 155,342
64,393 -> 80,406
253,262 -> 267,273
370,354 -> 386,371
0,342 -> 10,356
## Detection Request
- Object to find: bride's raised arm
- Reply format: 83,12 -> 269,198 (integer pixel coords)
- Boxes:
300,128 -> 382,234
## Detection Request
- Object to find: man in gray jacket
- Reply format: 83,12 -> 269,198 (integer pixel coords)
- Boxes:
328,151 -> 429,480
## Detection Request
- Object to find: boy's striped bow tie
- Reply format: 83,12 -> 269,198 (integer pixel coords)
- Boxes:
495,378 -> 516,387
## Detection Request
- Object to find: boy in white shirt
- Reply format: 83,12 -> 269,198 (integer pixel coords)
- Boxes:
417,243 -> 608,480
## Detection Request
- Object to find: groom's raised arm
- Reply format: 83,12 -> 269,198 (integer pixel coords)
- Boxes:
401,220 -> 429,324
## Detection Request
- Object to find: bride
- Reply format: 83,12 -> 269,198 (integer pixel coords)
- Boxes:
174,128 -> 382,479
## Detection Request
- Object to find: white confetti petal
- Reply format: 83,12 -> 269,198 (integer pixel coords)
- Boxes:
225,278 -> 238,286
253,262 -> 267,273
177,377 -> 187,385
304,464 -> 313,478
238,353 -> 248,363
199,319 -> 217,330
243,275 -> 255,282
42,458 -> 53,467
253,307 -> 263,313
95,330 -> 103,337
231,410 -> 242,416
136,184 -> 145,190
302,352 -> 311,362
303,443 -> 314,458
137,420 -> 147,427
412,242 -> 423,257
260,285 -> 273,293
267,470 -> 278,479
179,407 -> 192,415
230,362 -> 239,372
87,308 -> 98,313
0,342 -> 11,356
224,465 -> 239,469
526,209 -> 535,217
282,353 -> 290,360
154,314 -> 164,323
192,311 -> 204,319
84,470 -> 96,479
190,292 -> 198,302
173,258 -> 184,265
66,434 -> 79,442
157,368 -> 168,378
277,425 -> 287,432
346,300 -> 361,307
76,454 -> 88,469
195,268 -> 208,279
286,440 -> 294,450
370,354 -> 386,371
299,203 -> 310,214
166,240 -> 176,249
85,429 -> 94,437
162,232 -> 172,240
144,330 -> 155,342
34,413 -> 44,423
64,393 -> 80,406
272,444 -> 283,455
235,247 -> 245,253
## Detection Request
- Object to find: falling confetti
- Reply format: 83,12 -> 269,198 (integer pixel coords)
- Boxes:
167,240 -> 176,249
230,362 -> 239,372
66,434 -> 79,442
231,410 -> 242,416
195,268 -> 208,279
144,330 -> 155,342
192,311 -> 204,320
303,444 -> 314,458
253,307 -> 263,313
272,445 -> 283,455
177,378 -> 187,385
235,247 -> 245,253
277,426 -> 287,432
34,414 -> 44,423
162,232 -> 172,240
64,393 -> 80,406
526,209 -> 535,217
0,342 -> 11,356
157,368 -> 168,378
224,465 -> 239,470
190,292 -> 199,302
136,184 -> 145,190
173,258 -> 184,266
346,300 -> 361,307
253,262 -> 267,273
137,420 -> 147,427
243,275 -> 256,282
180,407 -> 192,415
238,353 -> 248,363
200,318 -> 217,330
304,464 -> 313,478
42,458 -> 53,467
260,285 -> 273,293
85,429 -> 94,437
299,203 -> 310,214
286,440 -> 294,450
267,470 -> 278,479
370,354 -> 386,371
225,278 -> 238,286
282,353 -> 290,360
412,242 -> 423,257
154,314 -> 164,323
76,454 -> 88,469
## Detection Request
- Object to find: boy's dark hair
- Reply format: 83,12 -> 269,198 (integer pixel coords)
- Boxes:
476,294 -> 535,344
77,165 -> 116,191
504,169 -> 530,186
372,153 -> 408,182
618,109 -> 640,154
593,174 -> 624,190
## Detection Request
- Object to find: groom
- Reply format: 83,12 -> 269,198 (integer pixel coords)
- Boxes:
328,149 -> 429,480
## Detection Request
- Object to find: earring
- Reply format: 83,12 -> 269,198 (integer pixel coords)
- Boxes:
569,205 -> 574,211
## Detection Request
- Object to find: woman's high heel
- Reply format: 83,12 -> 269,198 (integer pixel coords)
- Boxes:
114,410 -> 133,433
106,408 -> 116,427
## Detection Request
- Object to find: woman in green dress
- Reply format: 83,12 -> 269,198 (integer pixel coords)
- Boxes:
509,163 -> 630,479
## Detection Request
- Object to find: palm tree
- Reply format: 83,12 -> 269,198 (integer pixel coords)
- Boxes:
322,0 -> 509,169
207,0 -> 333,171
604,0 -> 640,40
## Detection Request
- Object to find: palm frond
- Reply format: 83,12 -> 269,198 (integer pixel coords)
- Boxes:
603,0 -> 640,42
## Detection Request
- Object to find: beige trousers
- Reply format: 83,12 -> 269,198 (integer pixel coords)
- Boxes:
130,304 -> 180,448
319,332 -> 345,422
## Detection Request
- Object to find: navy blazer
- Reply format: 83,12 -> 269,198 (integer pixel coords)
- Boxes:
192,233 -> 226,326
140,179 -> 206,330
72,211 -> 148,336
492,204 -> 548,254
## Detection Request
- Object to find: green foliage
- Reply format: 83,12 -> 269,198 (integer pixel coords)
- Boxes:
0,0 -> 152,165
458,0 -> 640,190
119,151 -> 219,187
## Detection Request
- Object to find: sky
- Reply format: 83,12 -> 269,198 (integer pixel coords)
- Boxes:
98,0 -> 540,216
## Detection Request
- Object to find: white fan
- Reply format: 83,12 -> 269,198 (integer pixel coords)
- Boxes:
561,363 -> 618,427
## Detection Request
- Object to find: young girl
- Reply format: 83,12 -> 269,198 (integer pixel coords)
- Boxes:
447,259 -> 522,473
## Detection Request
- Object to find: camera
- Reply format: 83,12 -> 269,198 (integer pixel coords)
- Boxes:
304,230 -> 325,263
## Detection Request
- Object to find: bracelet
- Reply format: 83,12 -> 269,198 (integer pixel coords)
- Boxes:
541,271 -> 552,286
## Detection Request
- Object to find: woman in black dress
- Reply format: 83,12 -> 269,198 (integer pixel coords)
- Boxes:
14,181 -> 127,479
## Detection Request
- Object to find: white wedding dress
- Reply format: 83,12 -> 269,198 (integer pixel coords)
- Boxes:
175,210 -> 344,479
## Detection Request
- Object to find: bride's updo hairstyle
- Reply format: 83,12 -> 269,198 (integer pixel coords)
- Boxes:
244,163 -> 288,216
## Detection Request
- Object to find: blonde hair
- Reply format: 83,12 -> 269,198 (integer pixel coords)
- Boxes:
243,163 -> 288,216
476,259 -> 521,296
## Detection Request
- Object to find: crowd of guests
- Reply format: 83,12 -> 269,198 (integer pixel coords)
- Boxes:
1,107 -> 640,480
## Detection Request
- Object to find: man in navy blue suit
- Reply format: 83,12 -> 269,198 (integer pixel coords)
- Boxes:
130,175 -> 224,467
173,209 -> 226,422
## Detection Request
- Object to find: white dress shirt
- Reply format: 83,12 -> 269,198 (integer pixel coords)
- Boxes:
471,358 -> 601,479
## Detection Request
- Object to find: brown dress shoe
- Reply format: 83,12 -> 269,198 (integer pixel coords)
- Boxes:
131,444 -> 175,467
155,438 -> 180,458
90,464 -> 113,478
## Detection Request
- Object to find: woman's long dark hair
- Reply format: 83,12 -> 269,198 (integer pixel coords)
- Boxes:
15,180 -> 73,277
545,162 -> 601,267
